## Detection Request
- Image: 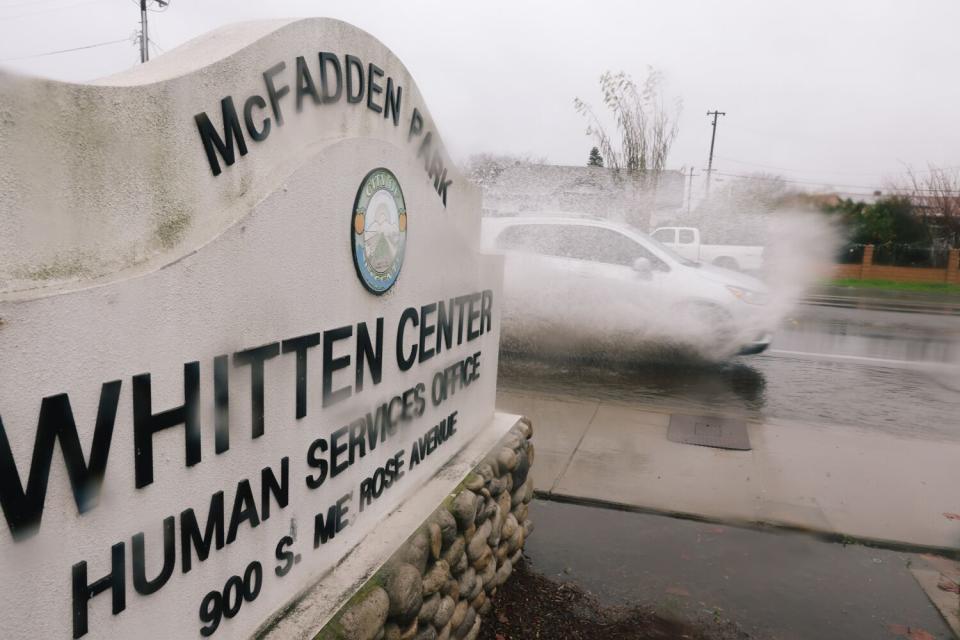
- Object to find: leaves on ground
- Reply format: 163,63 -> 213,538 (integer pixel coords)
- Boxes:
478,560 -> 754,640
888,623 -> 937,640
936,577 -> 960,594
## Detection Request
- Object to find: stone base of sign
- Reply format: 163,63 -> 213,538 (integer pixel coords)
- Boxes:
254,413 -> 534,640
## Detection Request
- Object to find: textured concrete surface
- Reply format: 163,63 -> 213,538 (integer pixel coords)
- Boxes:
498,389 -> 960,551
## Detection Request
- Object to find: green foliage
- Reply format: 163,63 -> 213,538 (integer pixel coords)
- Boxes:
822,196 -> 930,245
830,279 -> 960,295
587,146 -> 604,167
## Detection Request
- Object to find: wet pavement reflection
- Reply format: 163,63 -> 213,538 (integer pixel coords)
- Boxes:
498,303 -> 960,441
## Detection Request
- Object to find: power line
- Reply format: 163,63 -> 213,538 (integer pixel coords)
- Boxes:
0,0 -> 90,10
0,37 -> 129,62
712,170 -> 960,195
715,155 -> 960,179
0,0 -> 107,20
715,156 -> 885,177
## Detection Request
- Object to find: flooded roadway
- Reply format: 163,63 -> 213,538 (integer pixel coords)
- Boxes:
498,298 -> 960,639
498,301 -> 960,442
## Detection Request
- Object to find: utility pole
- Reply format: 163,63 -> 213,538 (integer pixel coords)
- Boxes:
139,0 -> 148,63
687,167 -> 695,215
138,0 -> 168,63
705,110 -> 726,195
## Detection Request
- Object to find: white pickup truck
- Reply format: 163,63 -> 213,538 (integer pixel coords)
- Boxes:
651,226 -> 764,273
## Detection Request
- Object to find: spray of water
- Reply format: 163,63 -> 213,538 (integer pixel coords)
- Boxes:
488,206 -> 842,363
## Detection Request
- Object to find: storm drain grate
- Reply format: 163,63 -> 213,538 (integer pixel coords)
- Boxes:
667,413 -> 751,451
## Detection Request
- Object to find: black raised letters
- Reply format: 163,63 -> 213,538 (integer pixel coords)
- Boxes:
180,491 -> 225,574
294,55 -> 321,111
195,97 -> 247,176
281,333 -> 320,419
0,381 -> 121,540
234,343 -> 280,439
263,61 -> 290,126
72,542 -> 125,638
385,77 -> 402,126
319,52 -> 343,103
322,326 -> 353,408
243,95 -> 271,142
133,363 -> 201,489
366,62 -> 384,114
132,516 -> 175,596
396,307 -> 419,371
345,54 -> 364,103
355,319 -> 383,394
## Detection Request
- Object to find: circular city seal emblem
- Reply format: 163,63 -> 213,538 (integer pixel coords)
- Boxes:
351,168 -> 407,294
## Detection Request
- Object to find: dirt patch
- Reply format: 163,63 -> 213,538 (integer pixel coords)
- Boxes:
479,560 -> 755,640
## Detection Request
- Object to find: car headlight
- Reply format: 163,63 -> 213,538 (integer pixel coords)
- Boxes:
726,285 -> 767,305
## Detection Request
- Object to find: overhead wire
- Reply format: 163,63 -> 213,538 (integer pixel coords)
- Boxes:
715,155 -> 960,179
0,0 -> 108,20
711,171 -> 960,195
0,0 -> 91,10
127,0 -> 169,12
0,37 -> 129,62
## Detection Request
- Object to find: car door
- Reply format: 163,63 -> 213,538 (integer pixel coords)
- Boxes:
493,222 -> 585,327
552,224 -> 673,335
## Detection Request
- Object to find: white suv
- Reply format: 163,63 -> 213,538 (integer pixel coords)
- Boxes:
482,216 -> 774,358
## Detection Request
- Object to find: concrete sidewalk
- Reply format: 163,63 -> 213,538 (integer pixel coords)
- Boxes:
497,389 -> 960,552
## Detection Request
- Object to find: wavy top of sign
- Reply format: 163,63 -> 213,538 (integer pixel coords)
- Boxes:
0,18 -> 473,298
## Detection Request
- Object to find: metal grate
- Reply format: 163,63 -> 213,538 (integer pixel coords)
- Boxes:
667,413 -> 751,450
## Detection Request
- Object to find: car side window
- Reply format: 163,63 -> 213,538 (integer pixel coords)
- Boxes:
678,229 -> 696,244
556,225 -> 667,269
496,224 -> 562,256
652,228 -> 676,243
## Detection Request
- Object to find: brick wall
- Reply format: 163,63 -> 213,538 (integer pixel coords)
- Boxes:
833,246 -> 959,284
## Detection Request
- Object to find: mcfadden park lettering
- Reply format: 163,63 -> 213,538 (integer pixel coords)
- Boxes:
194,51 -> 455,206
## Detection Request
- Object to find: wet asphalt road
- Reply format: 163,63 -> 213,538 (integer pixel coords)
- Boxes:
498,301 -> 960,442
525,500 -> 954,640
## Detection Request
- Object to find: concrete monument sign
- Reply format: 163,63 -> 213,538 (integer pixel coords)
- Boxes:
0,19 -> 504,639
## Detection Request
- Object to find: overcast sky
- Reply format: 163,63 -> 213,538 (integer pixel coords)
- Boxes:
1,0 -> 958,196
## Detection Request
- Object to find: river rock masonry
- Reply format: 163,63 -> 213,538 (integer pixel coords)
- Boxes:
323,417 -> 535,640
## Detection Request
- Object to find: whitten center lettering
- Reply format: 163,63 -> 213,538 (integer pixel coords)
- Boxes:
0,290 -> 494,543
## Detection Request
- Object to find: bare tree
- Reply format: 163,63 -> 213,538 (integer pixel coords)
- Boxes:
574,68 -> 681,177
891,164 -> 960,245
